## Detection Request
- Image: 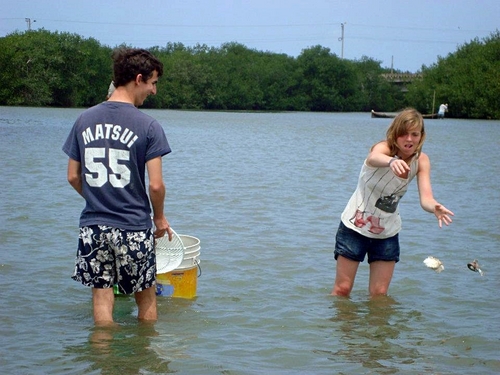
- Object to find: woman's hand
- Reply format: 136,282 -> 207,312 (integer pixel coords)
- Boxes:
434,204 -> 454,227
389,157 -> 410,177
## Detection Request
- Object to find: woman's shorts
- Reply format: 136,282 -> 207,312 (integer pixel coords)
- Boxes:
72,225 -> 156,294
334,221 -> 400,263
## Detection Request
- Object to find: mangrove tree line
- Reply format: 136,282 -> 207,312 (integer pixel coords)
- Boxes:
0,29 -> 499,118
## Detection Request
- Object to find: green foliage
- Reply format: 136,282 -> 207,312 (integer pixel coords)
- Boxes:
0,29 -> 112,107
296,46 -> 345,111
406,31 -> 500,119
0,29 -> 498,118
354,56 -> 406,112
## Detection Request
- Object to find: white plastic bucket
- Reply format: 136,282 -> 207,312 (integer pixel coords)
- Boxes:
156,234 -> 201,299
177,234 -> 201,270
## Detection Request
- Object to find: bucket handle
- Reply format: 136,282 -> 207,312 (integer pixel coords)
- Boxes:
194,258 -> 202,277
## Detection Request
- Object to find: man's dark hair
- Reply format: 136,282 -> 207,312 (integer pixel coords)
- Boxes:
112,48 -> 164,87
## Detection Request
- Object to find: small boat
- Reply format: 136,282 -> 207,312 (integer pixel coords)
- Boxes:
371,110 -> 397,118
371,110 -> 437,119
422,113 -> 438,119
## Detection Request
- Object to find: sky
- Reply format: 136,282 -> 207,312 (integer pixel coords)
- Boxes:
1,0 -> 499,72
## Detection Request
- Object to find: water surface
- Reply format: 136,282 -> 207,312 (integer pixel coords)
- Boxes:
1,107 -> 499,374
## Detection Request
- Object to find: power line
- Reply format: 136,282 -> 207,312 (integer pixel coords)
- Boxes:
1,17 -> 494,34
349,22 -> 494,34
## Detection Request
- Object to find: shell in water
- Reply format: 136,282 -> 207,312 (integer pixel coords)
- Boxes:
467,259 -> 484,276
423,256 -> 444,273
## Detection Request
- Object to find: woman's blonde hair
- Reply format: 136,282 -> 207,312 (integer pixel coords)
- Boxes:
386,108 -> 426,156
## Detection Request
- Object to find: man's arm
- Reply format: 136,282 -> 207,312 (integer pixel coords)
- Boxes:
67,158 -> 83,197
146,156 -> 171,240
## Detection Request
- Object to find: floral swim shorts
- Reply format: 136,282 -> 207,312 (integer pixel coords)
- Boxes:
72,225 -> 156,294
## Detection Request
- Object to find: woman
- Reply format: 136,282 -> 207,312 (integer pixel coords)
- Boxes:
331,108 -> 454,297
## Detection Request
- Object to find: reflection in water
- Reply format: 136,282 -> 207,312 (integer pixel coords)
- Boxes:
65,297 -> 174,375
66,324 -> 173,375
323,296 -> 420,374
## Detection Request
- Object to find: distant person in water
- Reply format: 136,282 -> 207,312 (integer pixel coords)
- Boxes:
330,108 -> 454,298
438,103 -> 448,119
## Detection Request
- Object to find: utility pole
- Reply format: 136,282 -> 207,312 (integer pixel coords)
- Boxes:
338,22 -> 346,59
25,18 -> 36,30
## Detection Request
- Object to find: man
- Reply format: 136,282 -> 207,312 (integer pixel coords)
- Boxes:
438,103 -> 448,119
63,48 -> 172,325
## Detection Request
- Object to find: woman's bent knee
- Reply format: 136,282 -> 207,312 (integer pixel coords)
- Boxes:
331,283 -> 352,297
